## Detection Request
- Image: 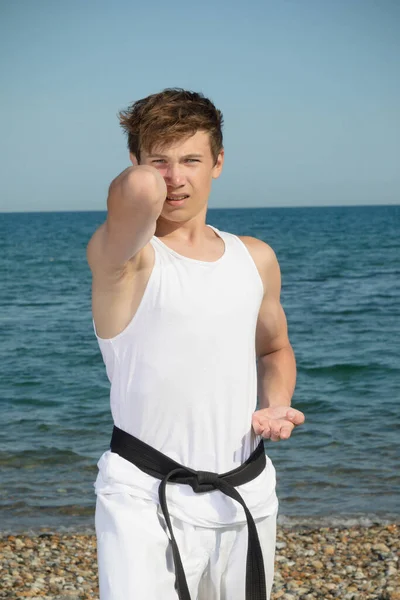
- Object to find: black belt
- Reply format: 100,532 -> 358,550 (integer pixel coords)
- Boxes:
110,425 -> 267,600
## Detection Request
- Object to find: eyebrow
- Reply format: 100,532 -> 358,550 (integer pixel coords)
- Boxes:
147,153 -> 204,159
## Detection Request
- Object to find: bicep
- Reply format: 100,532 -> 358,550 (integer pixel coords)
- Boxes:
254,246 -> 289,356
240,235 -> 291,357
255,295 -> 289,357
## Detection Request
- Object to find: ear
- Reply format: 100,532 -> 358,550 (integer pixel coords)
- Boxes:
129,152 -> 138,167
212,148 -> 224,180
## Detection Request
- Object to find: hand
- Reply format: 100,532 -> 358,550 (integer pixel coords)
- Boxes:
252,406 -> 305,441
110,162 -> 167,202
128,154 -> 168,200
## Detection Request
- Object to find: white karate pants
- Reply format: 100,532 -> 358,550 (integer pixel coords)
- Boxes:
96,492 -> 277,600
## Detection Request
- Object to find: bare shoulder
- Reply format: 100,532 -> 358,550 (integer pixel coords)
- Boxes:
238,236 -> 280,278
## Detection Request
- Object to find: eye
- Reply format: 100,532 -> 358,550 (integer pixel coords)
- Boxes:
184,159 -> 199,163
152,159 -> 166,164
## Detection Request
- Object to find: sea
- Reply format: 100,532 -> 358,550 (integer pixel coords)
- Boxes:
0,205 -> 399,534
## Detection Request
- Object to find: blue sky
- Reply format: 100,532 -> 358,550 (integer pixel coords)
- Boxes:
1,0 -> 399,211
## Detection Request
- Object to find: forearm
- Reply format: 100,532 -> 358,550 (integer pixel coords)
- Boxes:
102,166 -> 166,266
257,344 -> 297,409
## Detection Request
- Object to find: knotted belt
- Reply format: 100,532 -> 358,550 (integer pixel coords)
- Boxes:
110,425 -> 267,600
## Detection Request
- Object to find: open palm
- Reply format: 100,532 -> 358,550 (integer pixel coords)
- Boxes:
252,406 -> 305,441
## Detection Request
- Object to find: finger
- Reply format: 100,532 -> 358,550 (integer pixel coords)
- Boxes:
252,414 -> 270,435
269,424 -> 282,442
286,409 -> 305,425
279,424 -> 294,440
253,416 -> 271,439
252,418 -> 268,436
252,421 -> 264,435
261,426 -> 271,439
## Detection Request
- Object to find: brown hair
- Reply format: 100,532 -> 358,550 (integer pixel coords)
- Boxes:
118,88 -> 223,164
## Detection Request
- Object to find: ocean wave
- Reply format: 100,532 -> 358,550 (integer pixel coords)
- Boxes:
277,513 -> 400,529
0,448 -> 90,467
299,363 -> 398,375
1,513 -> 398,538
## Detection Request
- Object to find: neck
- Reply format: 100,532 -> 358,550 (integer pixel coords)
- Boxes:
155,209 -> 209,242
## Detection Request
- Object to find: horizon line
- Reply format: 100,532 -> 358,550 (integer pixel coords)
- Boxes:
1,202 -> 399,215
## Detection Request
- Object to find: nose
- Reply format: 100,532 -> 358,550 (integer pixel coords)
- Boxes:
165,163 -> 185,187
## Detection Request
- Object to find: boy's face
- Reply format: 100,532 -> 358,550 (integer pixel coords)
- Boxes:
133,130 -> 224,223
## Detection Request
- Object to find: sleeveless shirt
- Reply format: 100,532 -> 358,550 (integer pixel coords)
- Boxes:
94,225 -> 278,526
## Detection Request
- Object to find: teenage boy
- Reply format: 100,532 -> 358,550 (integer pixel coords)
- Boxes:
87,88 -> 304,600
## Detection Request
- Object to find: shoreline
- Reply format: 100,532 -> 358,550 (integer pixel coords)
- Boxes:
2,512 -> 399,539
1,523 -> 398,599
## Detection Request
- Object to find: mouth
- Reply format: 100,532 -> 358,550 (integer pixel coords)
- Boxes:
165,194 -> 189,206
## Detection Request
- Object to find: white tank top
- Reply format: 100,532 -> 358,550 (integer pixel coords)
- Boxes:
94,226 -> 278,526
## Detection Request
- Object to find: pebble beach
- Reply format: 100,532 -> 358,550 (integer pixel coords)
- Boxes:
1,524 -> 398,600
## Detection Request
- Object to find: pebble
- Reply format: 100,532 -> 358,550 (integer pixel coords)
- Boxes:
276,541 -> 287,550
270,523 -> 399,599
0,524 -> 398,599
